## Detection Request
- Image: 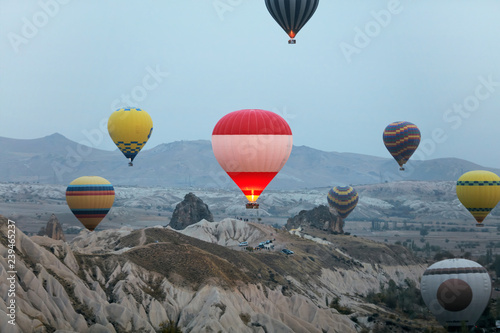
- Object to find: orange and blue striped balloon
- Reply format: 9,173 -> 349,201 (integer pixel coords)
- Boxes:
66,176 -> 115,231
327,186 -> 359,219
383,121 -> 421,170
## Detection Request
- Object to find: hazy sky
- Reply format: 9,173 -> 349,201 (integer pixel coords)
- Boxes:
2,0 -> 500,167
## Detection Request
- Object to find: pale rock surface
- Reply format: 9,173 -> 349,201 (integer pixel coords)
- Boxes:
1,215 -> 427,332
70,227 -> 133,254
177,218 -> 267,246
30,237 -> 80,274
288,227 -> 333,245
87,324 -> 116,333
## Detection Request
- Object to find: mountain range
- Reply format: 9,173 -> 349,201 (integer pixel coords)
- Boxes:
1,133 -> 498,188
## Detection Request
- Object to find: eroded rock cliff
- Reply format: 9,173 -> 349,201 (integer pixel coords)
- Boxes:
0,215 -> 429,333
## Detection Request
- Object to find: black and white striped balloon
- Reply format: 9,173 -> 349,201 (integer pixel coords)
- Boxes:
264,0 -> 319,43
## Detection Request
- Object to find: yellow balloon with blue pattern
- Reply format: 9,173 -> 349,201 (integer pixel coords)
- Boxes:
456,170 -> 500,227
108,107 -> 153,165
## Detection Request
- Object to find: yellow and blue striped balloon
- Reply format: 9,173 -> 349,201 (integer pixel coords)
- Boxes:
327,186 -> 359,219
66,176 -> 115,231
456,170 -> 500,227
108,107 -> 153,166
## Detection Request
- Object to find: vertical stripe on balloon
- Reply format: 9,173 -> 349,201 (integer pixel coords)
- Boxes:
265,0 -> 320,41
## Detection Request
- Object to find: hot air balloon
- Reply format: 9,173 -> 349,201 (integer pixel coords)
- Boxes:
265,0 -> 320,44
383,121 -> 421,170
66,176 -> 115,231
420,259 -> 491,331
456,170 -> 500,227
212,109 -> 293,208
108,107 -> 153,166
327,186 -> 358,219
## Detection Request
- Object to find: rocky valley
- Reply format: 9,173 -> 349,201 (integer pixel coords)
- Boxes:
0,214 -> 438,332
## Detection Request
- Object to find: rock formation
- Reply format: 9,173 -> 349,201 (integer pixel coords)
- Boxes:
286,205 -> 344,234
0,215 -> 429,332
177,218 -> 268,247
37,213 -> 66,241
169,192 -> 213,230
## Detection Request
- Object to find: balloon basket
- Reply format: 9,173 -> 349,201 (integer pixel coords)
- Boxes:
399,167 -> 405,171
128,162 -> 133,167
246,203 -> 259,209
288,39 -> 296,44
476,223 -> 484,227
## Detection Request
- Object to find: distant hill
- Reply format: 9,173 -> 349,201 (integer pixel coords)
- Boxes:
1,133 -> 498,188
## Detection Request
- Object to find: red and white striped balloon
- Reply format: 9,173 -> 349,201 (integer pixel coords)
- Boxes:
212,109 -> 293,203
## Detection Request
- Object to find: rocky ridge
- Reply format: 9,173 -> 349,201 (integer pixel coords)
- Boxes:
0,215 -> 432,332
175,218 -> 267,247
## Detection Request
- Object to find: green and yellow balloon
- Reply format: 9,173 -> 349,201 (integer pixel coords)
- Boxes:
456,170 -> 500,227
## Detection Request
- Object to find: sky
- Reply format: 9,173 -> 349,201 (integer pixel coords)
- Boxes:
2,0 -> 500,167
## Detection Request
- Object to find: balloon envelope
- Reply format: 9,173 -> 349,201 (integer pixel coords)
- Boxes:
211,109 -> 293,203
327,186 -> 358,219
456,170 -> 500,226
66,176 -> 115,231
108,107 -> 153,164
383,121 -> 420,170
265,0 -> 319,43
420,259 -> 491,330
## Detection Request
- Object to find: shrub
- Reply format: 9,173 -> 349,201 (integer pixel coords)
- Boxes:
239,313 -> 251,325
329,297 -> 353,315
159,320 -> 182,333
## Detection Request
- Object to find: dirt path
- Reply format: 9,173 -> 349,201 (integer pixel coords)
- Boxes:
138,229 -> 146,246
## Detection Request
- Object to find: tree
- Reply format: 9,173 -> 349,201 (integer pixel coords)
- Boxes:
434,251 -> 454,261
475,299 -> 495,329
159,321 -> 182,333
492,255 -> 500,278
486,248 -> 493,264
